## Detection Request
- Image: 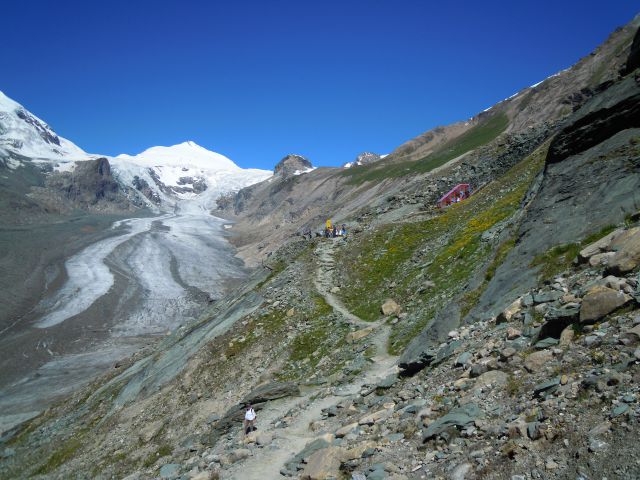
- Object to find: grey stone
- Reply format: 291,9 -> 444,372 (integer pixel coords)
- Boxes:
533,377 -> 561,397
376,374 -> 398,390
367,470 -> 386,480
534,337 -> 559,349
584,335 -> 602,347
589,438 -> 609,452
611,403 -> 630,418
432,340 -> 463,367
385,433 -> 404,442
206,414 -> 220,424
588,421 -> 611,438
533,291 -> 563,304
159,464 -> 181,479
450,462 -> 473,480
244,381 -> 300,404
469,363 -> 489,378
422,403 -> 484,441
455,351 -> 473,367
527,421 -> 542,440
284,437 -> 331,472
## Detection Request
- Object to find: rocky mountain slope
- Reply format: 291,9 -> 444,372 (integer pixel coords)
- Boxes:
1,14 -> 640,480
216,18 -> 639,268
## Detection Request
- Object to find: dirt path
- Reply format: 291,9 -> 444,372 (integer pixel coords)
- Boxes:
313,239 -> 374,328
223,239 -> 397,479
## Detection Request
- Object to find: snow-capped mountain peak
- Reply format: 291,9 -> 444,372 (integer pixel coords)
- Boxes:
112,141 -> 272,210
116,141 -> 240,172
0,90 -> 88,163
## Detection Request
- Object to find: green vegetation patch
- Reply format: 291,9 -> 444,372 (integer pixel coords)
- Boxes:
337,142 -> 547,354
32,435 -> 83,476
254,260 -> 286,290
224,308 -> 289,358
341,112 -> 509,185
142,444 -> 173,468
530,224 -> 618,281
289,295 -> 347,365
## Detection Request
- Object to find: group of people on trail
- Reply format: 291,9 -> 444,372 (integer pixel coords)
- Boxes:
324,219 -> 346,238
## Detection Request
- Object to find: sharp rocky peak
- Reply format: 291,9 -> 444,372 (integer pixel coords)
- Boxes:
273,154 -> 313,178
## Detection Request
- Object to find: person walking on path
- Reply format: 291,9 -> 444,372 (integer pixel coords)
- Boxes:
244,404 -> 256,435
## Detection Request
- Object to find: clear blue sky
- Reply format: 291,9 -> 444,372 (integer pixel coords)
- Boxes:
3,1 -> 638,169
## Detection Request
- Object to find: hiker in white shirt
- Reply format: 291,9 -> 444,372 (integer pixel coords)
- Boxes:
244,404 -> 256,435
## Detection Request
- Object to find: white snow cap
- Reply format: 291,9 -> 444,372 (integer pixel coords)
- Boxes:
116,141 -> 240,171
0,90 -> 88,161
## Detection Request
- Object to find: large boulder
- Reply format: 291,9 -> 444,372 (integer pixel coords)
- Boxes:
524,349 -> 554,373
381,299 -> 401,316
578,228 -> 624,262
243,381 -> 300,404
606,227 -> 640,275
580,285 -> 632,323
300,446 -> 342,480
472,370 -> 508,392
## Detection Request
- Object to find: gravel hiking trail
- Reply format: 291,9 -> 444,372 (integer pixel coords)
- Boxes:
224,238 -> 398,479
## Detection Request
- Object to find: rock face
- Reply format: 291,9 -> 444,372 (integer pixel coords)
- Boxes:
547,74 -> 640,164
30,157 -> 134,212
624,26 -> 640,74
473,62 -> 640,321
399,303 -> 460,375
273,154 -> 313,178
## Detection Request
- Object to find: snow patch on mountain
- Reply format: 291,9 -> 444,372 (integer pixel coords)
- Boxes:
343,151 -> 383,168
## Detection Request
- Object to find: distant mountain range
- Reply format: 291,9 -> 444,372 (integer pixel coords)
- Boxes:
0,91 -> 272,212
